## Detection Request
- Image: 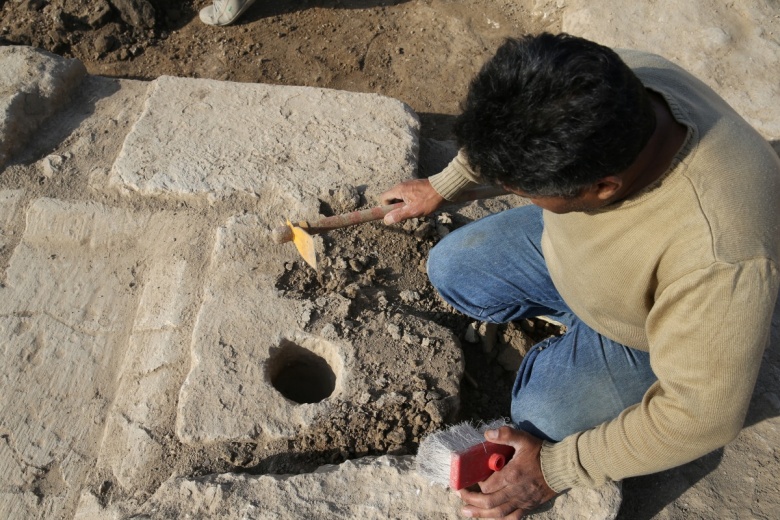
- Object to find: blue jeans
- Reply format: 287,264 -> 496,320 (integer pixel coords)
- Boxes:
427,205 -> 657,441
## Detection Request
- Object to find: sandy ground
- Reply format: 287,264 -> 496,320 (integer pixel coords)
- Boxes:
2,1 -> 779,519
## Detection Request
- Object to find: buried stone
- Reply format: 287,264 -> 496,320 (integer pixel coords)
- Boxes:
268,339 -> 338,404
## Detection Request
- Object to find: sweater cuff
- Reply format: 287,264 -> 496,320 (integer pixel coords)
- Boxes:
428,150 -> 482,200
539,438 -> 584,492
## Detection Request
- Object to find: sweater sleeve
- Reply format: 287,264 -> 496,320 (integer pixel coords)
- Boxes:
427,149 -> 483,200
540,259 -> 779,491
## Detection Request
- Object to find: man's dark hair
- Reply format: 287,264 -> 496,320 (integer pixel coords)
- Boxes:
454,33 -> 656,197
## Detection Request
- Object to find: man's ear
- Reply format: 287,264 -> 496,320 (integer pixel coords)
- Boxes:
591,176 -> 623,200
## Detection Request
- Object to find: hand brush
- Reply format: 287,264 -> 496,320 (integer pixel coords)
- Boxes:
416,419 -> 515,490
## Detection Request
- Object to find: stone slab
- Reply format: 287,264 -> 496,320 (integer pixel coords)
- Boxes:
0,46 -> 86,168
563,0 -> 780,140
109,76 -> 420,208
73,455 -> 621,519
176,213 -> 463,445
96,258 -> 203,493
0,198 -> 205,518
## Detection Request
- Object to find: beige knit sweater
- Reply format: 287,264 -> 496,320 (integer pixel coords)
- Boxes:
428,50 -> 780,491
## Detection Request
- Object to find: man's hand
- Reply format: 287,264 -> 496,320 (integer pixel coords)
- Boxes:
378,179 -> 445,224
457,426 -> 558,519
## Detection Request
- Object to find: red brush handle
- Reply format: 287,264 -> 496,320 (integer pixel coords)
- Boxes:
450,442 -> 516,490
488,452 -> 506,471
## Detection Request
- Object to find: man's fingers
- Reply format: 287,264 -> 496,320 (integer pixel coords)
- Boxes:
460,488 -> 530,519
477,465 -> 512,495
461,501 -> 522,519
486,426 -> 529,447
378,178 -> 446,224
459,487 -> 507,510
461,507 -> 527,519
378,187 -> 403,206
384,206 -> 409,225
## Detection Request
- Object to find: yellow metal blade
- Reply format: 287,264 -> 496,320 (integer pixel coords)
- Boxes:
286,219 -> 317,270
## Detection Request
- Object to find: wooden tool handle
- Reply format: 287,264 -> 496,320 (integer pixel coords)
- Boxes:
270,185 -> 510,244
271,202 -> 404,244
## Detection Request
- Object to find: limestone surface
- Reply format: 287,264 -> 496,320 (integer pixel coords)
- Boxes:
0,46 -> 86,168
0,198 -> 203,518
81,455 -> 618,520
562,0 -> 780,140
110,75 -> 420,206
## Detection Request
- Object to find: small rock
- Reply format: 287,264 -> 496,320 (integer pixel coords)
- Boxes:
479,322 -> 498,353
399,290 -> 420,303
376,392 -> 406,408
402,332 -> 419,345
402,218 -> 419,232
424,399 -> 448,423
299,305 -> 313,325
386,323 -> 402,340
41,154 -> 64,178
95,34 -> 119,55
386,429 -> 407,445
464,322 -> 479,343
413,221 -> 434,239
342,283 -> 360,298
326,185 -> 361,212
437,213 -> 453,225
333,257 -> 348,270
320,322 -> 338,339
47,7 -> 64,28
86,1 -> 113,28
109,0 -> 156,30
348,258 -> 364,272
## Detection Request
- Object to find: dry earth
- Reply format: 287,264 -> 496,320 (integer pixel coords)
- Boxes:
1,1 -> 779,519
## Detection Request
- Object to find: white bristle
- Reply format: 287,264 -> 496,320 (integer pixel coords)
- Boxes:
415,418 -> 510,487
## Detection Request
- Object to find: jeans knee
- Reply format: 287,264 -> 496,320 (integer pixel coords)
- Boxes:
426,240 -> 456,294
511,385 -> 587,442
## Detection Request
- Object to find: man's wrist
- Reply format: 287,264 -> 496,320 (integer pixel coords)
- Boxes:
428,170 -> 473,201
539,438 -> 580,493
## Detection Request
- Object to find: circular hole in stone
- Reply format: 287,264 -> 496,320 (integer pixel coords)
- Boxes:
268,339 -> 337,404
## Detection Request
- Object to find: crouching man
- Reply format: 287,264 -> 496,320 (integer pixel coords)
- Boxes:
380,33 -> 780,518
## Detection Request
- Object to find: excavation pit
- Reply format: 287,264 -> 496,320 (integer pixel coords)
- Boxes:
268,339 -> 338,404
